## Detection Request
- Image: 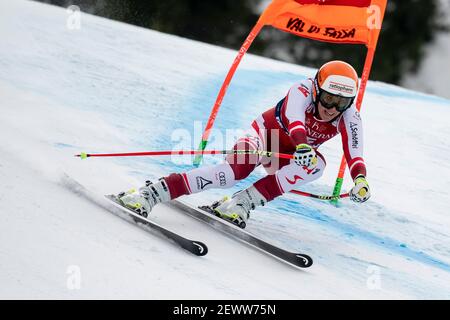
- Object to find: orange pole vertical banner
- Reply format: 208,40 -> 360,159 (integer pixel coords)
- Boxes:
193,23 -> 264,166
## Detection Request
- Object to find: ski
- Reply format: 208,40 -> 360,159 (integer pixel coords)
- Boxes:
169,199 -> 313,268
104,195 -> 208,256
60,174 -> 207,256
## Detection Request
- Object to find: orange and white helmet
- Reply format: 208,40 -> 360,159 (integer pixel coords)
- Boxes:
312,60 -> 359,111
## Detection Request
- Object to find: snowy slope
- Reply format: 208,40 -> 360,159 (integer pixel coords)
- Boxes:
1,0 -> 450,299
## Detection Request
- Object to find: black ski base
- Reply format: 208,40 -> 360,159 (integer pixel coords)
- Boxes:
170,200 -> 313,268
105,195 -> 208,256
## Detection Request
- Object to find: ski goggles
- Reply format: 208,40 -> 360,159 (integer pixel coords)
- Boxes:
318,91 -> 354,112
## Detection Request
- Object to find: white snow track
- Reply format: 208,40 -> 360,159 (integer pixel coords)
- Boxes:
1,0 -> 450,299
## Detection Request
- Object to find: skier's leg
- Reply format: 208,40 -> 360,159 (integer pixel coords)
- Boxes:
213,152 -> 326,227
256,151 -> 326,201
166,128 -> 263,197
169,162 -> 239,195
119,128 -> 263,216
118,162 -> 240,217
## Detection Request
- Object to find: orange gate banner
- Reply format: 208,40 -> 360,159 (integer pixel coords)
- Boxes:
257,0 -> 386,48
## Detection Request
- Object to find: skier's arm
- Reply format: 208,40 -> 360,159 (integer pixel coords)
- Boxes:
338,107 -> 367,180
283,83 -> 311,146
339,107 -> 371,203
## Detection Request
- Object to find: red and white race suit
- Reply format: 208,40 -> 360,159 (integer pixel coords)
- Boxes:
164,79 -> 366,202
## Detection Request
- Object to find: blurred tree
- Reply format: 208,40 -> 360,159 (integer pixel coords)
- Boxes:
36,0 -> 447,84
100,0 -> 261,48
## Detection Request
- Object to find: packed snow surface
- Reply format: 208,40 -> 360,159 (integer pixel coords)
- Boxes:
1,0 -> 450,299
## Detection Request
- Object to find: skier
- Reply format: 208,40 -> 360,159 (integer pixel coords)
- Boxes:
117,60 -> 371,228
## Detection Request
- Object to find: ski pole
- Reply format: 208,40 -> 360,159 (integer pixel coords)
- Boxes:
75,150 -> 349,200
290,190 -> 349,200
75,149 -> 294,160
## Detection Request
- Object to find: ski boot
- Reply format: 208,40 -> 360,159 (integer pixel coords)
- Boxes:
117,179 -> 171,218
203,186 -> 267,229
